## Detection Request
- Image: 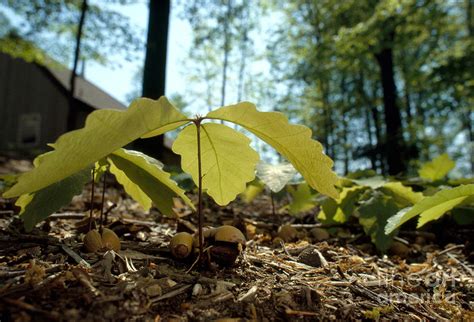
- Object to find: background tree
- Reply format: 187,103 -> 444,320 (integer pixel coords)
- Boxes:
0,0 -> 142,67
133,0 -> 171,158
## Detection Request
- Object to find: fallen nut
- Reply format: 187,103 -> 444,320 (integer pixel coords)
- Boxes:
277,224 -> 298,242
214,225 -> 246,246
210,225 -> 246,266
84,228 -> 121,253
310,227 -> 330,242
83,229 -> 103,253
101,228 -> 121,252
170,232 -> 194,259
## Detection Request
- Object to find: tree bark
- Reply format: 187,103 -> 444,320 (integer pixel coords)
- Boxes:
67,0 -> 88,131
134,0 -> 170,158
220,0 -> 232,107
374,40 -> 406,175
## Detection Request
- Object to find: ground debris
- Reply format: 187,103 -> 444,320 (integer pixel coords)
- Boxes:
0,158 -> 473,320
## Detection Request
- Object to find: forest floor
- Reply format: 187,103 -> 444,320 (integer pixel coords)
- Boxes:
0,158 -> 473,321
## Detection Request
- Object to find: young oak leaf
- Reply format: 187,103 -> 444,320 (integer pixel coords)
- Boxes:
286,182 -> 316,215
418,153 -> 455,181
241,180 -> 265,203
358,192 -> 399,252
16,168 -> 91,231
385,184 -> 474,234
380,181 -> 424,208
107,148 -> 194,216
4,97 -> 189,198
206,102 -> 339,199
172,123 -> 260,206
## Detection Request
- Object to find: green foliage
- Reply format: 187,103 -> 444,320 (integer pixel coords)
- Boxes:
418,153 -> 455,181
173,123 -> 260,206
16,168 -> 90,232
0,0 -> 143,66
3,97 -> 338,230
286,183 -> 316,215
380,182 -> 424,208
3,97 -> 188,198
358,192 -> 399,252
385,184 -> 474,234
241,180 -> 264,203
318,186 -> 367,224
107,149 -> 194,215
207,102 -> 339,199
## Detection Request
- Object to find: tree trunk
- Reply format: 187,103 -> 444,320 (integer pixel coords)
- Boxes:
466,0 -> 474,173
220,0 -> 232,107
134,0 -> 170,158
374,41 -> 406,175
356,71 -> 377,171
67,0 -> 88,131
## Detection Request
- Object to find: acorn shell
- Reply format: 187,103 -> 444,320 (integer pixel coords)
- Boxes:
101,228 -> 121,252
214,225 -> 246,246
83,229 -> 103,253
170,232 -> 194,259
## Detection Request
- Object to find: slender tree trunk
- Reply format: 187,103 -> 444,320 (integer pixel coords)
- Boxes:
370,82 -> 386,174
374,39 -> 406,175
321,81 -> 333,159
220,0 -> 232,107
340,77 -> 350,174
134,0 -> 170,158
364,107 -> 376,170
466,0 -> 474,173
67,0 -> 88,131
357,71 -> 377,170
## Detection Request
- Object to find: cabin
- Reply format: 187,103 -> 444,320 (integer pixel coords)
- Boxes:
0,52 -> 125,156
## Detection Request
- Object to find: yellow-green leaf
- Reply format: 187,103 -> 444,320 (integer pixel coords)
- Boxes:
241,181 -> 264,203
286,183 -> 316,215
4,97 -> 189,198
418,153 -> 455,181
358,192 -> 399,252
206,102 -> 339,199
16,168 -> 91,231
172,123 -> 260,205
385,184 -> 474,234
380,182 -> 424,208
318,186 -> 366,223
108,148 -> 194,215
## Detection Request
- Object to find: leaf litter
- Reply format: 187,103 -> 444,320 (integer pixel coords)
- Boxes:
1,158 -> 473,321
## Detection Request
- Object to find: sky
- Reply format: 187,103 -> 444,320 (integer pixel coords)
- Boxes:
84,1 -> 191,106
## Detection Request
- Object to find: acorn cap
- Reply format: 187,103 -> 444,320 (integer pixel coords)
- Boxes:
214,225 -> 246,246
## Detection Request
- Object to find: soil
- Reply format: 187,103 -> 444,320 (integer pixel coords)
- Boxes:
0,158 -> 473,321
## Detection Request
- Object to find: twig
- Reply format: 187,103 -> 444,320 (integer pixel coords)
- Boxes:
61,244 -> 90,268
88,168 -> 95,231
151,284 -> 192,303
99,171 -> 107,232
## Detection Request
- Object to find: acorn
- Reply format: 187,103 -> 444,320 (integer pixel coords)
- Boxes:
210,225 -> 246,266
170,232 -> 194,259
214,225 -> 246,247
83,228 -> 121,253
277,224 -> 298,242
101,228 -> 121,252
83,229 -> 103,253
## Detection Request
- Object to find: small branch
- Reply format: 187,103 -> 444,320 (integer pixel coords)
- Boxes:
195,119 -> 204,263
88,167 -> 95,231
270,191 -> 276,216
99,171 -> 107,232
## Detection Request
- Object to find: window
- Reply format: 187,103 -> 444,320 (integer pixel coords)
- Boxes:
17,113 -> 41,147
